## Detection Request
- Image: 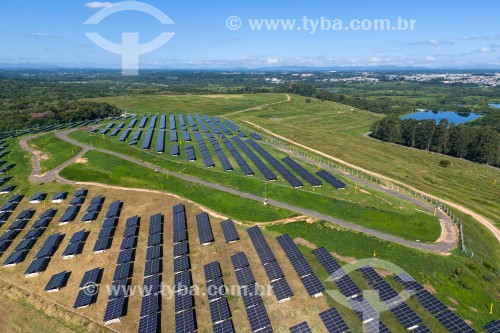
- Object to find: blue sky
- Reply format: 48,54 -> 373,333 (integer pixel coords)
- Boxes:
1,0 -> 499,68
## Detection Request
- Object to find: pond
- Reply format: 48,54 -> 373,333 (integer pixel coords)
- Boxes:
489,103 -> 500,109
401,110 -> 482,125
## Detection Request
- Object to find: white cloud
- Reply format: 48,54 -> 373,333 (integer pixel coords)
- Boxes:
425,56 -> 436,62
84,2 -> 113,8
32,32 -> 50,37
477,47 -> 492,53
410,39 -> 454,46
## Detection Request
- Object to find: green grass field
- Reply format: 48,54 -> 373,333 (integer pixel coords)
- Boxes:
90,93 -> 289,115
266,221 -> 500,331
28,132 -> 82,173
65,130 -> 441,242
232,94 -> 500,226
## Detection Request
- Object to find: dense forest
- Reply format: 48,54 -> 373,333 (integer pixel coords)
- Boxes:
370,116 -> 499,166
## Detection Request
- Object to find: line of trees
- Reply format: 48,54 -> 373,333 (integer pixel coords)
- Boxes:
370,116 -> 499,166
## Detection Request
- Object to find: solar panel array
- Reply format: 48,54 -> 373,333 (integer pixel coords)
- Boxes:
81,195 -> 105,222
178,115 -> 186,131
186,114 -> 197,131
232,136 -> 276,181
104,215 -> 140,324
5,209 -> 54,271
195,212 -> 214,245
29,192 -> 47,203
156,129 -> 165,153
44,271 -> 70,292
129,130 -> 142,145
277,234 -> 324,297
194,132 -> 215,168
159,115 -> 166,129
222,139 -> 254,176
230,251 -> 272,332
208,136 -> 233,171
212,116 -> 232,135
247,226 -> 293,302
170,130 -> 179,143
484,320 -> 500,333
319,307 -> 350,333
247,139 -> 303,188
170,205 -> 197,333
69,188 -> 87,206
171,144 -> 180,156
62,229 -> 88,259
93,201 -> 122,253
138,117 -> 148,129
141,128 -> 154,150
138,214 -> 162,332
250,133 -> 261,140
128,118 -> 138,128
204,261 -> 234,328
185,144 -> 196,161
282,157 -> 322,187
182,130 -> 191,142
51,191 -> 68,203
224,119 -> 239,133
119,129 -> 131,142
392,271 -> 476,332
170,114 -> 176,130
316,170 -> 346,189
74,267 -> 102,309
149,116 -> 157,129
1,209 -> 36,262
0,194 -> 22,226
194,114 -> 210,133
220,219 -> 239,243
289,321 -> 312,333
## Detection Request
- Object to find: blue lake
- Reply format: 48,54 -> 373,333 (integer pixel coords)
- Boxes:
489,103 -> 500,109
401,111 -> 482,125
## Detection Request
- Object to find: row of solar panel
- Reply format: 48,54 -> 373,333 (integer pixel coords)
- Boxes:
195,211 -> 214,245
230,251 -> 273,332
247,226 -> 294,303
2,118 -> 104,140
93,201 -> 122,253
204,261 -> 235,331
104,215 -> 141,324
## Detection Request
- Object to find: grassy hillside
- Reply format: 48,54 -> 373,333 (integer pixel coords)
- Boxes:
29,133 -> 82,173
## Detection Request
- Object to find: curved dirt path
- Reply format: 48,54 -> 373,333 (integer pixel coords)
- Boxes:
244,120 -> 500,246
27,129 -> 456,253
225,94 -> 291,116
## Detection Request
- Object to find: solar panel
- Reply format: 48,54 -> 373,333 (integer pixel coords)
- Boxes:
34,233 -> 62,258
175,290 -> 194,313
209,297 -> 231,324
140,292 -> 161,317
149,221 -> 162,235
319,307 -> 350,333
230,252 -> 249,270
108,279 -> 129,300
4,250 -> 28,266
138,313 -> 158,333
143,274 -> 161,296
62,242 -> 83,257
175,307 -> 196,333
69,230 -> 87,244
484,320 -> 500,333
246,303 -> 271,332
170,144 -> 180,156
415,289 -> 448,315
24,257 -> 49,275
240,284 -> 263,308
120,236 -> 136,250
435,310 -> 476,333
301,274 -> 325,296
247,139 -> 303,188
174,270 -> 192,292
232,137 -> 276,181
282,157 -> 323,187
173,241 -> 189,257
358,266 -> 384,285
222,139 -> 254,176
146,245 -> 162,260
289,321 -> 312,333
206,278 -> 226,302
105,200 -> 122,218
173,229 -> 187,243
363,319 -> 392,333
103,296 -> 125,323
74,287 -> 96,308
117,248 -> 135,264
204,261 -> 223,281
80,267 -> 101,288
263,261 -> 284,281
336,275 -> 361,298
144,258 -> 161,277
174,255 -> 190,273
270,278 -> 294,302
290,258 -> 314,278
44,271 -> 69,292
316,170 -> 346,189
393,272 -> 424,293
220,219 -> 239,243
235,266 -> 256,286
348,296 -> 378,323
147,233 -> 162,247
213,320 -> 235,333
389,302 -> 423,329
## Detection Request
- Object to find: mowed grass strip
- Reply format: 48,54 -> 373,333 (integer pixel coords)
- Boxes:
60,150 -> 293,222
29,132 -> 83,173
